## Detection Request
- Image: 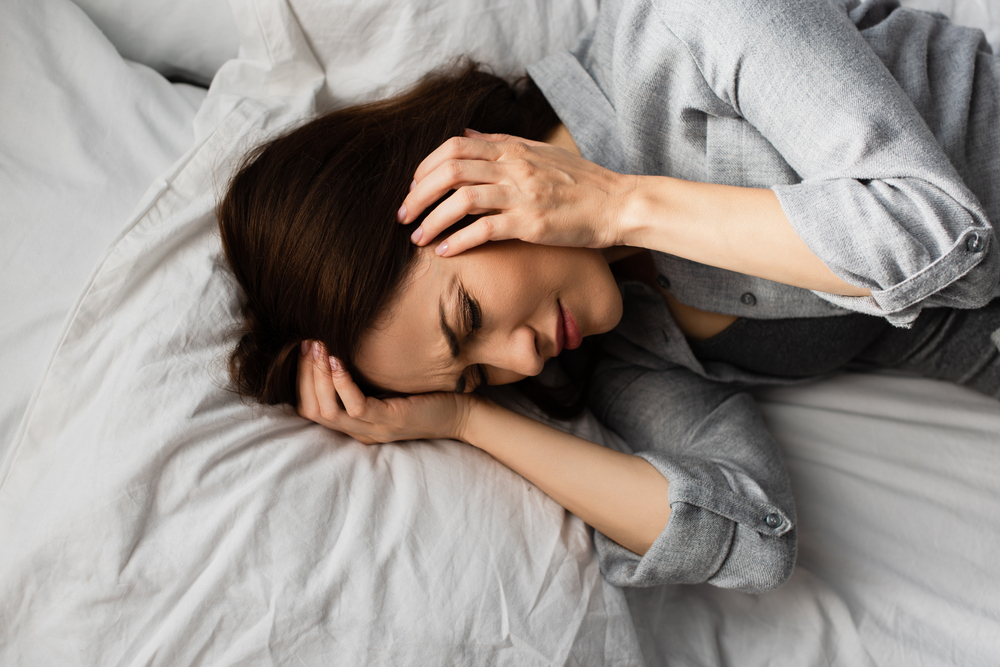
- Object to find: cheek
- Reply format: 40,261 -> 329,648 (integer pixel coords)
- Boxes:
460,256 -> 541,320
482,246 -> 562,301
488,272 -> 546,314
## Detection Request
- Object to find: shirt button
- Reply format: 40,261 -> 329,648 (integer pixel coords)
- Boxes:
656,274 -> 671,289
740,292 -> 757,306
765,513 -> 782,528
967,233 -> 985,253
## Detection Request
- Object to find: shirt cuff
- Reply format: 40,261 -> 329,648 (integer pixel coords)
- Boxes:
811,235 -> 999,327
594,452 -> 794,591
774,176 -> 1000,320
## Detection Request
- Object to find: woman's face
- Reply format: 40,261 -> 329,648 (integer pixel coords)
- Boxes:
355,241 -> 623,394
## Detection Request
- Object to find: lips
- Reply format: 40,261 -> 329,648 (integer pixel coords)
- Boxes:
558,300 -> 583,352
555,304 -> 565,357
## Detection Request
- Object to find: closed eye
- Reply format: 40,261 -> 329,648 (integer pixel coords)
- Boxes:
458,286 -> 488,391
460,286 -> 482,334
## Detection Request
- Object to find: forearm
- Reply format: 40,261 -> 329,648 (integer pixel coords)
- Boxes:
619,175 -> 871,297
459,396 -> 671,556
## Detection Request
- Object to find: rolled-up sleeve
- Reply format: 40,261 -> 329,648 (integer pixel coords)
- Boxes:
653,0 -> 999,325
587,354 -> 796,592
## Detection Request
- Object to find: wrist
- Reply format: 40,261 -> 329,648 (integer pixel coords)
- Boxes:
613,173 -> 654,249
452,392 -> 495,445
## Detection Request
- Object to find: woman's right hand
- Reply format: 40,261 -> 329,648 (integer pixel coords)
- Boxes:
397,130 -> 636,257
297,341 -> 480,445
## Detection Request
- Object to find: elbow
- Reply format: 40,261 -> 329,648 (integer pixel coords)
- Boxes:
750,532 -> 797,592
710,525 -> 798,593
881,229 -> 999,314
747,530 -> 797,593
921,231 -> 1000,309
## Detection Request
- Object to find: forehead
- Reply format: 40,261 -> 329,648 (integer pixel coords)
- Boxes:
354,250 -> 462,394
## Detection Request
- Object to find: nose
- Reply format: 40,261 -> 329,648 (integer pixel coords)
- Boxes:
479,325 -> 545,378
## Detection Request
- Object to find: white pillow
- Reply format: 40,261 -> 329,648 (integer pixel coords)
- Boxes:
0,0 -> 205,462
0,0 -> 643,663
72,0 -> 239,85
72,0 -> 595,93
287,0 -> 599,106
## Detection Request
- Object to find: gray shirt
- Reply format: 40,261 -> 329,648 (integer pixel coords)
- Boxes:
527,0 -> 999,591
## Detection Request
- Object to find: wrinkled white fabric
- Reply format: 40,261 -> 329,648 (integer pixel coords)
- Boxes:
71,0 -> 240,84
0,0 -> 205,464
0,0 -> 640,664
624,373 -> 1000,667
2,0 -> 999,665
284,0 -> 600,107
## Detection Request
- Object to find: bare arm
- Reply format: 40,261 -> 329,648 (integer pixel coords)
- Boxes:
459,395 -> 671,556
400,134 -> 869,297
297,341 -> 794,589
297,342 -> 671,556
618,174 -> 871,296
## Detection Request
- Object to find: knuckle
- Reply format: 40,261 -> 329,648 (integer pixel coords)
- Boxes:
318,403 -> 337,421
445,136 -> 467,154
478,216 -> 497,237
506,141 -> 528,157
458,187 -> 478,206
445,159 -> 464,179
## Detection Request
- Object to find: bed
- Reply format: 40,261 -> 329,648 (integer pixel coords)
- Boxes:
1,0 -> 998,664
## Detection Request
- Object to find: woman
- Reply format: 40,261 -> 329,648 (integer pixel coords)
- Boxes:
218,0 -> 999,592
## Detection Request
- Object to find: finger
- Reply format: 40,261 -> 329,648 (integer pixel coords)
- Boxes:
464,128 -> 547,147
311,342 -> 342,425
412,184 -> 512,248
435,214 -> 511,257
464,128 -> 511,142
400,158 -> 506,231
329,359 -> 372,420
410,133 -> 545,187
404,135 -> 548,223
410,136 -> 507,194
297,340 -> 319,419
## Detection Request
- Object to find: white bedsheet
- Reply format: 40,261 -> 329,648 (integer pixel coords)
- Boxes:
1,0 -> 999,665
71,0 -> 239,85
0,0 -> 640,664
0,0 -> 205,465
625,374 -> 1000,667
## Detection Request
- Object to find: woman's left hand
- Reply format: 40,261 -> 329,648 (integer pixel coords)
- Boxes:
397,129 -> 635,257
297,341 -> 478,445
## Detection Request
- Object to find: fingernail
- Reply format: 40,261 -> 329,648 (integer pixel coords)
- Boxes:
466,128 -> 484,137
301,340 -> 309,356
409,179 -> 416,192
397,203 -> 407,222
435,241 -> 448,256
329,356 -> 339,373
410,226 -> 423,244
311,341 -> 321,361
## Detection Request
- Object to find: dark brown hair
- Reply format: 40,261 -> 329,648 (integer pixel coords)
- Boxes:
217,62 -> 561,406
